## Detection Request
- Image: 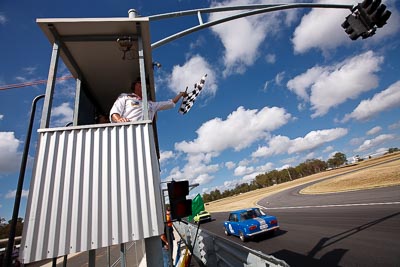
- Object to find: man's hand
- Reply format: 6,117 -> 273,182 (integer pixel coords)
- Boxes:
111,113 -> 130,123
116,117 -> 130,122
172,91 -> 188,104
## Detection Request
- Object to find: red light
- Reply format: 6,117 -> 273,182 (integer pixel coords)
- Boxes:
249,225 -> 257,231
271,220 -> 277,224
176,202 -> 187,217
168,181 -> 189,199
167,181 -> 192,220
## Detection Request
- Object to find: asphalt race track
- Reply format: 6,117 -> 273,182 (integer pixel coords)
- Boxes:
200,185 -> 400,267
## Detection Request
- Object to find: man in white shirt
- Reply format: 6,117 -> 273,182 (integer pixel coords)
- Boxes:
110,79 -> 187,123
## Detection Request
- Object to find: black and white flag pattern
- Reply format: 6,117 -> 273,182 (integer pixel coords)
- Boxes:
179,74 -> 207,115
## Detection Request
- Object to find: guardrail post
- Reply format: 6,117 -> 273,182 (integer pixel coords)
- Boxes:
120,243 -> 126,267
89,249 -> 96,266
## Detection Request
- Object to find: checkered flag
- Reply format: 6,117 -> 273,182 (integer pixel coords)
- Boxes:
179,74 -> 207,115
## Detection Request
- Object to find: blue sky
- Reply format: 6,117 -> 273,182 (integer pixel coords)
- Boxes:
1,0 -> 399,221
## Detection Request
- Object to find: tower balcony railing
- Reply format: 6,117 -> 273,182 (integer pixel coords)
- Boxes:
21,121 -> 163,264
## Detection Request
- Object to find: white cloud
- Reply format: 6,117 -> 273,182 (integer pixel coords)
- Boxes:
173,105 -> 290,186
291,0 -> 353,54
257,161 -> 274,173
0,114 -> 3,120
175,106 -> 291,154
252,135 -> 291,158
159,150 -> 175,164
15,76 -> 27,83
220,179 -> 243,192
277,164 -> 291,171
242,172 -> 262,182
342,81 -> 400,122
234,165 -> 255,176
5,190 -> 29,199
225,161 -> 236,170
209,0 -> 297,76
51,102 -> 74,127
287,51 -> 383,118
389,120 -> 400,130
189,36 -> 206,50
280,156 -> 298,165
275,71 -> 285,86
169,55 -> 217,97
165,166 -> 181,181
262,81 -> 269,92
236,162 -> 274,182
297,102 -> 306,111
165,161 -> 219,185
366,126 -> 382,136
252,128 -> 348,158
287,67 -> 321,101
323,146 -> 334,153
376,147 -> 389,154
355,134 -> 395,152
349,137 -> 364,146
238,158 -> 252,166
23,66 -> 37,75
0,132 -> 22,173
291,128 -> 348,153
291,0 -> 400,53
223,161 -> 274,185
265,53 -> 276,64
193,173 -> 215,185
305,152 -> 316,160
0,14 -> 6,25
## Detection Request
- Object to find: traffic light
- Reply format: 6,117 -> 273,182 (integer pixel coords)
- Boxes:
167,181 -> 192,220
341,13 -> 369,40
359,0 -> 391,28
342,0 -> 392,40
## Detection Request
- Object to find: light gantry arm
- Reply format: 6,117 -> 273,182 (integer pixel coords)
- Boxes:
148,3 -> 354,49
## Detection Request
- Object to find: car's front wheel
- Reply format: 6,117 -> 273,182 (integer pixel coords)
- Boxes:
224,227 -> 230,236
239,231 -> 246,242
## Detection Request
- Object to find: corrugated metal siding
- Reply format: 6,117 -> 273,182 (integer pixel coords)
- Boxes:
20,122 -> 163,264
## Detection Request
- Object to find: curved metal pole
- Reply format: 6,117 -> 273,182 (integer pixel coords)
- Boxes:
4,94 -> 45,267
148,4 -> 283,20
151,3 -> 353,49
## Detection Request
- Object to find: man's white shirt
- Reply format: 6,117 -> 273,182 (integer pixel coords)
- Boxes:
110,93 -> 175,122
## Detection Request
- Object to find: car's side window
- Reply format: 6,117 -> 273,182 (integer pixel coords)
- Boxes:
242,212 -> 252,220
232,214 -> 238,222
247,210 -> 257,218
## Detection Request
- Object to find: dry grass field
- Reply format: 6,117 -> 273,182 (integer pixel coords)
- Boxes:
206,152 -> 400,212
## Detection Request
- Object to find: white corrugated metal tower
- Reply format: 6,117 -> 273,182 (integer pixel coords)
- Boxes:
21,14 -> 164,266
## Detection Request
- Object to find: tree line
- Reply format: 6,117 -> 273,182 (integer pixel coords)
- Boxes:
202,148 -> 398,203
0,217 -> 23,240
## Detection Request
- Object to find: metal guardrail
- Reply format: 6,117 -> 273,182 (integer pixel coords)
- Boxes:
1,238 -> 143,266
173,221 -> 289,267
0,237 -> 22,250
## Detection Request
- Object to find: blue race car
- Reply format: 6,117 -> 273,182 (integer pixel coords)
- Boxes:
223,207 -> 279,242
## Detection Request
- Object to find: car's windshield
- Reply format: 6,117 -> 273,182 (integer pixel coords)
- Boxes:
254,208 -> 262,216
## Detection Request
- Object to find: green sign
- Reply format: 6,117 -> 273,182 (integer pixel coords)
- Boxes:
188,193 -> 205,221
